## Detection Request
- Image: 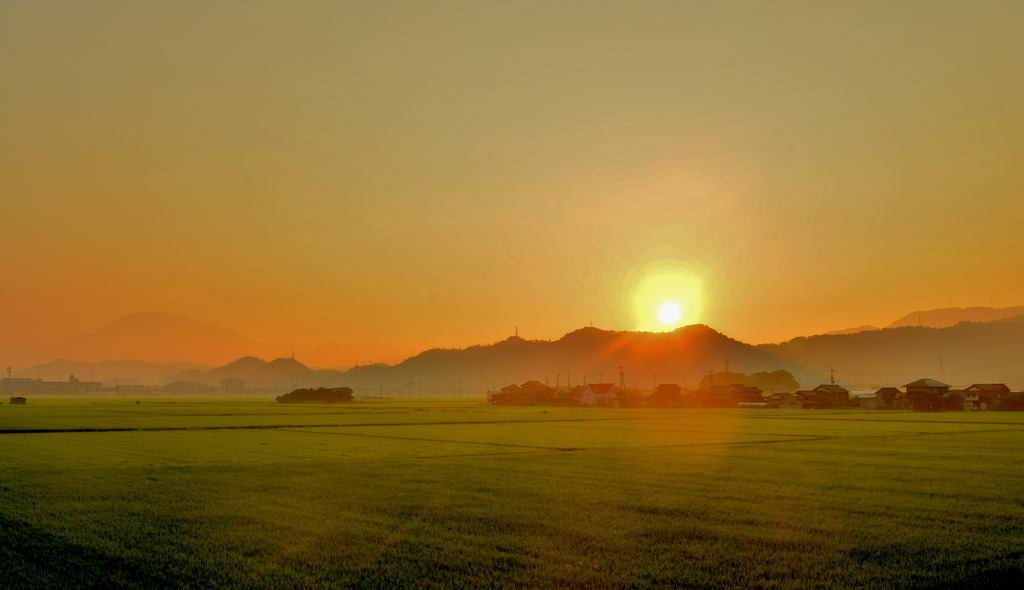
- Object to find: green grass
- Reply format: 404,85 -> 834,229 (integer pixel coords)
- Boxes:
2,399 -> 1023,589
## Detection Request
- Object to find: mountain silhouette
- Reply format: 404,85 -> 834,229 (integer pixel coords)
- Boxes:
14,358 -> 211,385
0,312 -> 405,371
760,316 -> 1024,387
0,312 -> 268,368
887,306 -> 1024,329
341,325 -> 783,392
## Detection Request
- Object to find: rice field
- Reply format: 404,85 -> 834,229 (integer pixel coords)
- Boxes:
1,399 -> 1023,589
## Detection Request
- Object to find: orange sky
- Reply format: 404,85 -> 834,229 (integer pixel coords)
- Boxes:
2,2 -> 1023,364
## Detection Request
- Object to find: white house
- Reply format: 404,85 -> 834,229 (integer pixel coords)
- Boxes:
581,383 -> 620,407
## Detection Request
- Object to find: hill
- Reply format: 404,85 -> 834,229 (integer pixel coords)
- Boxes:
760,316 -> 1024,388
14,359 -> 212,386
341,325 -> 784,394
887,306 -> 1024,329
0,312 -> 276,368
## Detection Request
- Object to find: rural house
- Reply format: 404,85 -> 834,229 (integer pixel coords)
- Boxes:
651,383 -> 682,406
581,383 -> 620,407
9,396 -> 26,405
964,383 -> 1011,398
874,387 -> 901,409
692,384 -> 763,408
962,384 -> 1010,411
903,379 -> 950,412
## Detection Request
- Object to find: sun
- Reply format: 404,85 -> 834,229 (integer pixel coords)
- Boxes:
627,258 -> 707,332
658,302 -> 681,324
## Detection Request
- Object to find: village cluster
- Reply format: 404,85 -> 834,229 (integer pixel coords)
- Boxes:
488,378 -> 1017,412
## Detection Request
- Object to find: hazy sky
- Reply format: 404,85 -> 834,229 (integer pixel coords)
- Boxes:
2,1 -> 1023,362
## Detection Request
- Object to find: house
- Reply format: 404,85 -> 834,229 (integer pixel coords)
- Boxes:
554,385 -> 584,406
964,384 -> 1011,398
963,391 -> 991,411
903,379 -> 950,412
221,377 -> 246,392
691,384 -> 763,407
809,384 -> 850,408
962,384 -> 1010,411
581,383 -> 620,407
651,383 -> 682,406
9,396 -> 26,405
853,392 -> 878,409
774,392 -> 813,409
489,380 -> 555,406
874,387 -> 901,409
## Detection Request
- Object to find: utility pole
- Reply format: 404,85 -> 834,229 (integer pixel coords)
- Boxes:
618,366 -> 625,391
725,359 -> 729,374
556,373 -> 560,392
830,368 -> 835,386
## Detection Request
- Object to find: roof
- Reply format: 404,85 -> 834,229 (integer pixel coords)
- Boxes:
875,387 -> 902,394
814,384 -> 850,395
853,392 -> 878,399
586,383 -> 617,395
904,379 -> 950,388
965,383 -> 1009,392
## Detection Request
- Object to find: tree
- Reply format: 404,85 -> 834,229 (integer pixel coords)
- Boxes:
276,387 -> 354,403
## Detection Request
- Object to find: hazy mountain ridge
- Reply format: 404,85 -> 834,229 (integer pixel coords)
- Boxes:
0,312 -> 403,370
760,316 -> 1024,387
340,325 -> 783,391
14,359 -> 212,386
887,306 -> 1024,329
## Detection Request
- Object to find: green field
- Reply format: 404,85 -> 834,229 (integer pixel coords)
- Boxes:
2,400 -> 1023,589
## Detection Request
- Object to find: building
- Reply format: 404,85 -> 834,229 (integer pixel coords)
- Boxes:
691,384 -> 763,408
903,379 -> 950,412
651,383 -> 682,406
963,391 -> 991,411
810,384 -> 850,408
553,385 -> 584,406
961,384 -> 1010,411
1,375 -> 102,394
774,392 -> 813,409
581,383 -> 620,407
853,392 -> 878,409
9,396 -> 27,405
874,387 -> 901,409
964,383 -> 1011,398
489,380 -> 555,405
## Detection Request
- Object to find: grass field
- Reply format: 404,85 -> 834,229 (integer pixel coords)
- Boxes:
2,399 -> 1023,589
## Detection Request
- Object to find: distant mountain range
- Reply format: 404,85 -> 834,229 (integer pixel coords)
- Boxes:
0,312 -> 407,370
761,314 -> 1024,388
823,306 -> 1024,336
6,307 -> 1024,391
13,359 -> 211,386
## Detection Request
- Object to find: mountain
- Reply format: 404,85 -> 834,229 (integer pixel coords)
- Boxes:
155,355 -> 346,389
14,359 -> 211,386
887,306 -> 1024,329
0,312 -> 410,372
760,316 -> 1024,388
825,325 -> 879,336
0,312 -> 277,368
339,325 -> 785,394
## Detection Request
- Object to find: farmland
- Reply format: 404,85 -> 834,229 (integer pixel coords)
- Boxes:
2,399 -> 1023,589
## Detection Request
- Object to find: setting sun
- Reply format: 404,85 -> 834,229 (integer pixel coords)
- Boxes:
659,302 -> 682,324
